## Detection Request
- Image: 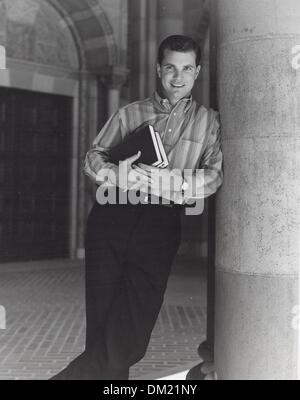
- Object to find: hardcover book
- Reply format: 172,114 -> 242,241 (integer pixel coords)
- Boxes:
108,124 -> 168,168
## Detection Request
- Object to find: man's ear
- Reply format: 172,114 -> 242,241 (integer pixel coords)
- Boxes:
195,65 -> 201,79
157,63 -> 162,78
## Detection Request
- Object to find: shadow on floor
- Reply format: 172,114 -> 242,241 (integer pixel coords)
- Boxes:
0,255 -> 207,380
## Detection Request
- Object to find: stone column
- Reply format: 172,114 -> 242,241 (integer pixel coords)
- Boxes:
107,87 -> 120,117
76,70 -> 89,259
77,67 -> 128,258
215,0 -> 300,379
157,0 -> 184,44
100,66 -> 129,117
128,0 -> 157,101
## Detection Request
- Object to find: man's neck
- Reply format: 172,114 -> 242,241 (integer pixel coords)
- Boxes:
157,87 -> 192,106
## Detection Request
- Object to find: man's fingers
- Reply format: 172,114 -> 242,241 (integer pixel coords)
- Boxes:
129,178 -> 151,191
129,170 -> 153,185
137,163 -> 155,172
126,151 -> 141,165
132,165 -> 152,177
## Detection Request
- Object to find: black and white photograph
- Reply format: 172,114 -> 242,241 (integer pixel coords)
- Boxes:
0,0 -> 299,383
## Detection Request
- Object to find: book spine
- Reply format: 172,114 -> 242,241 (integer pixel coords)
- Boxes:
155,131 -> 169,168
149,125 -> 162,167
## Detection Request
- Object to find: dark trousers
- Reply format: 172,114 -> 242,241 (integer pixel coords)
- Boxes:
54,200 -> 181,380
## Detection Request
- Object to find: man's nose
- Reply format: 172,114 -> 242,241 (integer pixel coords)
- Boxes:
173,69 -> 183,80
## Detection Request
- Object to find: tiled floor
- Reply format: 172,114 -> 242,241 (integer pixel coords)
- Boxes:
0,256 -> 207,380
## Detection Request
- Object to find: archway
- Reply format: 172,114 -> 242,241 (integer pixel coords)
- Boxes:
0,0 -> 117,260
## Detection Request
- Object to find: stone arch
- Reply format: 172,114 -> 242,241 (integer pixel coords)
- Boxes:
47,0 -> 118,71
0,0 -> 130,260
0,0 -> 118,71
0,0 -> 121,260
0,0 -> 80,70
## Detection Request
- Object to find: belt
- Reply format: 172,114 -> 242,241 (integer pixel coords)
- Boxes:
101,187 -> 184,209
141,193 -> 183,208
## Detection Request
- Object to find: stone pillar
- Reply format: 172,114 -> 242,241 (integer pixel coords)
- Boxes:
157,0 -> 184,44
76,70 -> 89,259
76,67 -> 128,258
100,66 -> 129,117
107,87 -> 121,117
215,0 -> 300,379
128,0 -> 157,100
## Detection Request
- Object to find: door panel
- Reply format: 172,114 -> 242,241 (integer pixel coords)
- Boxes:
0,88 -> 71,262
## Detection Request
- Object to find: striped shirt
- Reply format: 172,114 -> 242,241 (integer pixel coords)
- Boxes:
84,91 -> 223,203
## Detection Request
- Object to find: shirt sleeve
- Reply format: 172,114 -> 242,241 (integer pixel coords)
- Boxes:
83,110 -> 124,184
183,110 -> 223,201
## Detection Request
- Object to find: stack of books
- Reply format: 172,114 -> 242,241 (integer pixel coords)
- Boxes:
108,124 -> 168,168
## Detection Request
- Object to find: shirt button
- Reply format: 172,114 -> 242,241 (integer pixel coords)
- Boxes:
144,195 -> 148,203
173,113 -> 176,116
168,129 -> 172,132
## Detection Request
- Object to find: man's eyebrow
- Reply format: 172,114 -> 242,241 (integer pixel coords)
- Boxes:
162,63 -> 195,68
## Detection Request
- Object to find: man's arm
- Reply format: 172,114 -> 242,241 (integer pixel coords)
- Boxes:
83,110 -> 123,184
84,111 -> 152,190
135,111 -> 223,205
182,110 -> 223,202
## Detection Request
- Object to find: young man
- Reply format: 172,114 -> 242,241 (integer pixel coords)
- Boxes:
51,35 -> 223,380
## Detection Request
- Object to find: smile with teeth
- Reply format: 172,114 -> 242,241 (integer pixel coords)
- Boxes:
171,83 -> 185,88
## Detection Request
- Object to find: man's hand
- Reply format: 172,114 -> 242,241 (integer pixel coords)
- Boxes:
133,163 -> 183,195
111,152 -> 153,191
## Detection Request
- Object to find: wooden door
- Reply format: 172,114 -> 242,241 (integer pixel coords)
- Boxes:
0,88 -> 71,261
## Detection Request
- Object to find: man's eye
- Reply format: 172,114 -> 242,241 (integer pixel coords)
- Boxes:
165,65 -> 173,70
184,66 -> 193,72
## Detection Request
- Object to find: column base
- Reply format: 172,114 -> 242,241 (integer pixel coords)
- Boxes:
215,269 -> 299,380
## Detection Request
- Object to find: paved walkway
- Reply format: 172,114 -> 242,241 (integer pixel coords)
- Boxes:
0,256 -> 207,380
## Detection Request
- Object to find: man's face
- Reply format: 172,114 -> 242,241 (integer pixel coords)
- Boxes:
157,49 -> 200,106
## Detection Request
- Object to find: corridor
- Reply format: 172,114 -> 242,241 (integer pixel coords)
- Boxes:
0,256 -> 206,380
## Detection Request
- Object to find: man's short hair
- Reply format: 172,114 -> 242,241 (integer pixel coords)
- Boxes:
158,35 -> 201,66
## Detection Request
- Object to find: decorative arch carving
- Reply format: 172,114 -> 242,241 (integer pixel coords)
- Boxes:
0,0 -> 79,69
48,0 -> 118,70
0,0 -> 118,71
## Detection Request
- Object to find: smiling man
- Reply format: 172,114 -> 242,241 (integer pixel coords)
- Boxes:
50,35 -> 223,380
157,45 -> 201,106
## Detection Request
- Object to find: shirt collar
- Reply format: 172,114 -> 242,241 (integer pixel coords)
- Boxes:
153,91 -> 193,113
